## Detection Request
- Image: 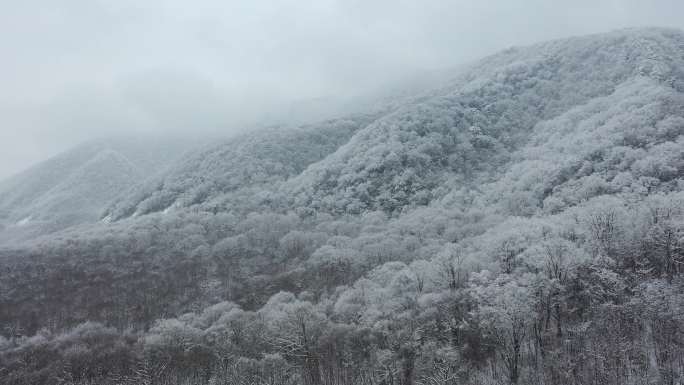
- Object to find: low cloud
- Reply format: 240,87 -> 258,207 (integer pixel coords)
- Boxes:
1,0 -> 684,178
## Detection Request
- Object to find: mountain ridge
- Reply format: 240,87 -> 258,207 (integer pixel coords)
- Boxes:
2,27 -> 683,241
0,136 -> 201,244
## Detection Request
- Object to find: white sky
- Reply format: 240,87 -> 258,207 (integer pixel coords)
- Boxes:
1,0 -> 684,179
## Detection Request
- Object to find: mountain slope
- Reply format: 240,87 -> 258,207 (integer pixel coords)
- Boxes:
0,136 -> 197,243
103,114 -> 382,220
285,27 -> 684,214
473,77 -> 684,216
102,28 -> 684,220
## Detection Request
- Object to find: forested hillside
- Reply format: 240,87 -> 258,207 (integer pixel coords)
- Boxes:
102,113 -> 382,221
1,28 -> 684,385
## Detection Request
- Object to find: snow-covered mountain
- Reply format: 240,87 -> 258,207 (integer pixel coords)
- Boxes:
0,136 -> 198,243
101,114 -> 382,221
100,28 -> 684,220
2,27 -> 684,385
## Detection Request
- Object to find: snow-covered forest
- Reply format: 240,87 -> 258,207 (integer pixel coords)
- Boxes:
1,28 -> 684,385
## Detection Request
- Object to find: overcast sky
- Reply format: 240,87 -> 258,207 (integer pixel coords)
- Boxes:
1,0 -> 684,179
